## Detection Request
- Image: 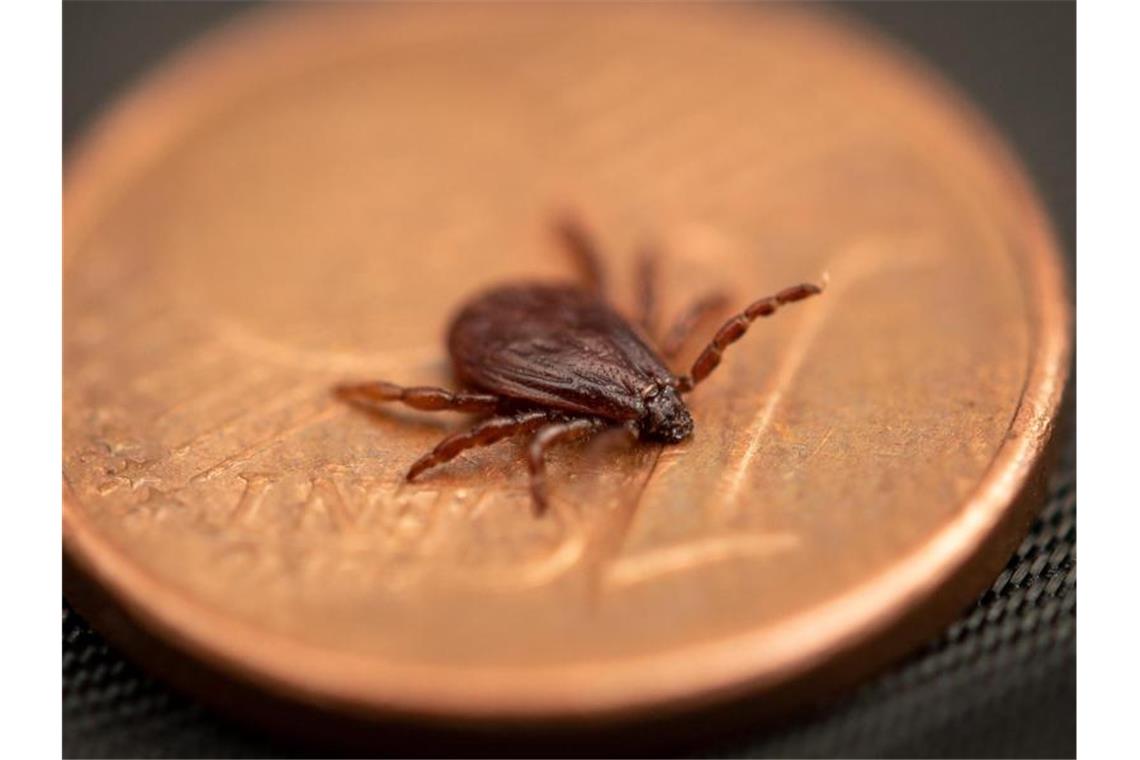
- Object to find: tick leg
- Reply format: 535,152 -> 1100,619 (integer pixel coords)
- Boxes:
527,417 -> 607,515
554,213 -> 607,295
658,291 -> 731,360
335,381 -> 501,414
635,244 -> 660,337
406,410 -> 551,482
677,282 -> 824,392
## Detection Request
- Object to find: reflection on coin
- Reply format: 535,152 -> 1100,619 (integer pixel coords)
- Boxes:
64,3 -> 1070,726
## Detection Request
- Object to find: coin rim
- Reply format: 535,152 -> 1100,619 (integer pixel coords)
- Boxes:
62,4 -> 1072,721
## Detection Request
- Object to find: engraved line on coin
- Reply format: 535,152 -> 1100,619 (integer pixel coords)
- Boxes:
304,476 -> 363,532
582,444 -> 667,604
719,237 -> 938,515
385,446 -> 594,593
379,487 -> 463,591
162,374 -> 314,450
317,469 -> 387,536
390,476 -> 441,543
589,237 -> 938,593
803,425 -> 835,465
170,379 -> 332,455
230,473 -> 273,526
429,497 -> 589,593
409,488 -> 452,559
298,476 -> 338,531
188,401 -> 344,484
605,532 -> 801,588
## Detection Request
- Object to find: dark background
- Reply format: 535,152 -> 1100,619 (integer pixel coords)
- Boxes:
63,2 -> 1075,757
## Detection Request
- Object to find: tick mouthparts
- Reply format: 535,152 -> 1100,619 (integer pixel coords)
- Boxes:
641,387 -> 694,443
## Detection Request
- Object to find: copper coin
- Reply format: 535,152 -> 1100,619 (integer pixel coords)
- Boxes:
63,3 -> 1071,725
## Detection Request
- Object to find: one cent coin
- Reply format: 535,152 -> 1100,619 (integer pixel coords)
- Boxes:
63,3 -> 1071,729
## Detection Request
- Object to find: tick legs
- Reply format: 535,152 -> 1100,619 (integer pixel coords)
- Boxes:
335,381 -> 501,414
554,213 -> 607,295
406,410 -> 551,482
527,417 -> 607,514
676,282 -> 824,392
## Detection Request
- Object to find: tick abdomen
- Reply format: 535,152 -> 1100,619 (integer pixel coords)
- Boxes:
447,283 -> 676,422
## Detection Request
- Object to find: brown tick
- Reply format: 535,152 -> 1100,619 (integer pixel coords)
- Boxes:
336,216 -> 823,514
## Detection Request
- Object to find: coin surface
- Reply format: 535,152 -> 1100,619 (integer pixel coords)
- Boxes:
63,3 -> 1071,724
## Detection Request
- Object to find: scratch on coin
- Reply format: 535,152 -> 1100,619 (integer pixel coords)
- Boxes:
188,402 -> 343,484
421,479 -> 591,593
436,507 -> 589,594
581,444 -> 666,604
720,239 -> 935,512
604,532 -> 800,588
805,426 -> 835,464
171,379 -> 323,455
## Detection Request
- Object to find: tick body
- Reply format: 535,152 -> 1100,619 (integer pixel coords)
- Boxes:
337,217 -> 822,514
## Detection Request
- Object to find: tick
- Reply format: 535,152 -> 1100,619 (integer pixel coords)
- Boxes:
336,216 -> 823,514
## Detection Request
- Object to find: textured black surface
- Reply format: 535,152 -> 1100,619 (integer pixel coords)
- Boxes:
63,2 -> 1075,757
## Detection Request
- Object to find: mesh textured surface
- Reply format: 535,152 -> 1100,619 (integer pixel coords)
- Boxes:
63,2 -> 1075,757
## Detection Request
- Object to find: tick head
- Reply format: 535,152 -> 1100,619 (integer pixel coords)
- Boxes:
638,384 -> 694,443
